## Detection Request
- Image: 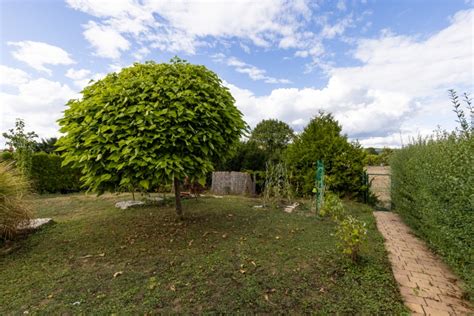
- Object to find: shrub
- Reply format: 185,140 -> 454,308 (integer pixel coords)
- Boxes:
391,90 -> 473,298
0,162 -> 31,240
335,215 -> 368,262
1,151 -> 13,161
320,191 -> 346,221
2,119 -> 37,177
30,153 -> 82,193
285,112 -> 367,198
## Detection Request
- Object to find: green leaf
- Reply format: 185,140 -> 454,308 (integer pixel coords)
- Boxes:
140,179 -> 149,189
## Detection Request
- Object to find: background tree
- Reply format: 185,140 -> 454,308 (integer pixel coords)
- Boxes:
249,119 -> 294,162
216,140 -> 267,172
57,58 -> 246,218
2,118 -> 38,177
34,137 -> 58,154
285,112 -> 366,197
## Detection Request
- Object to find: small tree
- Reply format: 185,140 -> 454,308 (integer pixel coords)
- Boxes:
285,112 -> 366,197
57,58 -> 246,218
2,119 -> 38,177
250,119 -> 294,162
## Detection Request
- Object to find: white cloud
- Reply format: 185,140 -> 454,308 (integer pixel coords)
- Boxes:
132,47 -> 150,61
65,68 -> 91,80
1,78 -> 77,145
65,68 -> 106,89
7,41 -> 75,74
337,0 -> 346,11
214,55 -> 291,84
225,10 -> 474,146
0,65 -> 30,86
66,0 -> 343,58
83,21 -> 131,59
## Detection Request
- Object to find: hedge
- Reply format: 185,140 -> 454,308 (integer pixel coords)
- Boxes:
391,132 -> 473,299
30,152 -> 82,193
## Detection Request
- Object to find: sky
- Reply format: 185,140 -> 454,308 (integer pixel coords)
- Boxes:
0,0 -> 473,148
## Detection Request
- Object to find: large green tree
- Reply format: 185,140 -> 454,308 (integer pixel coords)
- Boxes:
57,58 -> 246,217
249,119 -> 294,162
285,112 -> 366,197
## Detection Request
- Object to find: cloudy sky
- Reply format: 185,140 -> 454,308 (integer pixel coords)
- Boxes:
0,0 -> 473,148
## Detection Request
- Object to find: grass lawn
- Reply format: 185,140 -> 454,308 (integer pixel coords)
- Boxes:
0,193 -> 406,314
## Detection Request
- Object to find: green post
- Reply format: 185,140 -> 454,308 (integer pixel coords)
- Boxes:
315,160 -> 325,214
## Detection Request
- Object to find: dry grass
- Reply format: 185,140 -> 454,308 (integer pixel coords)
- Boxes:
0,162 -> 32,240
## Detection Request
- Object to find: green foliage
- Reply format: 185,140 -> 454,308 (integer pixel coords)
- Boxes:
57,58 -> 246,197
335,215 -> 368,262
216,140 -> 267,172
364,148 -> 394,166
2,118 -> 38,177
250,119 -> 294,162
30,153 -> 82,194
263,162 -> 292,206
320,191 -> 346,221
34,137 -> 58,154
285,112 -> 367,198
1,151 -> 14,161
391,90 -> 473,298
0,162 -> 31,240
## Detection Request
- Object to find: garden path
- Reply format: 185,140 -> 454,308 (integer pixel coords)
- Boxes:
374,211 -> 472,315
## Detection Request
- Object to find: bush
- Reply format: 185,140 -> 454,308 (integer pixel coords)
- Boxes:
0,162 -> 31,240
1,151 -> 13,161
30,153 -> 82,193
335,215 -> 368,262
285,112 -> 367,198
391,132 -> 473,298
391,90 -> 473,298
320,191 -> 346,221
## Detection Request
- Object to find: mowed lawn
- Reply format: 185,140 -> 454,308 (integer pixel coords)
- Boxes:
0,193 -> 406,314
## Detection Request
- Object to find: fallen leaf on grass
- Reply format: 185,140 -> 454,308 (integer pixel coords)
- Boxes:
188,240 -> 194,246
170,284 -> 176,292
264,294 -> 269,301
251,261 -> 256,267
113,271 -> 123,278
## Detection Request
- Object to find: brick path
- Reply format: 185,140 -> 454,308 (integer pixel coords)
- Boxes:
374,212 -> 473,315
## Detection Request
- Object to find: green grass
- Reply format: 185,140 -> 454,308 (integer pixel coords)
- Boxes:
0,193 -> 406,314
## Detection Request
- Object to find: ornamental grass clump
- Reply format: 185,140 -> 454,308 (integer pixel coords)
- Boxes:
0,162 -> 31,240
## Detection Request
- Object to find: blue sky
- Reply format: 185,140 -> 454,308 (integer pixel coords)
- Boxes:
1,0 -> 473,147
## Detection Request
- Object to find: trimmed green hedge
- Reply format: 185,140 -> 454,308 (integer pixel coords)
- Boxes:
391,132 -> 473,299
30,152 -> 82,193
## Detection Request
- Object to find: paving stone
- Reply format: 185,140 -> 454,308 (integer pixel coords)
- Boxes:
374,212 -> 473,315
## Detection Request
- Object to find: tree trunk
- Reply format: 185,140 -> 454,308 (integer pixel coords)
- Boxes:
174,178 -> 183,219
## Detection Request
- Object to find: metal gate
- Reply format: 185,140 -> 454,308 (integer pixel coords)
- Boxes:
366,166 -> 391,210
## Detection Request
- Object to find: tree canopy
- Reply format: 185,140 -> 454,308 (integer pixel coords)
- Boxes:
285,112 -> 366,197
57,58 -> 246,216
249,119 -> 294,162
